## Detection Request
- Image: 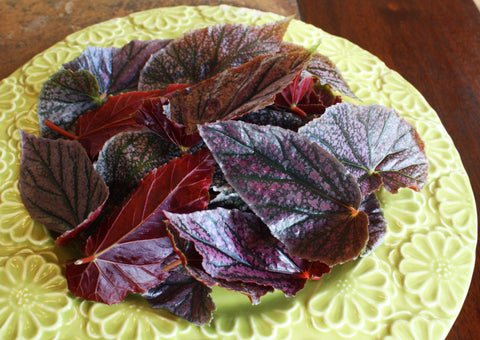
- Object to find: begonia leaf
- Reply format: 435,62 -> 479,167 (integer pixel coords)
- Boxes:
38,69 -> 103,136
73,90 -> 164,158
94,130 -> 181,203
359,193 -> 386,256
238,107 -> 306,131
134,97 -> 201,148
18,131 -> 108,236
199,121 -> 369,266
169,50 -> 312,133
299,102 -> 429,195
144,267 -> 215,325
305,53 -> 356,98
165,208 -> 307,297
65,149 -> 215,304
168,227 -> 273,304
64,39 -> 171,94
138,19 -> 291,90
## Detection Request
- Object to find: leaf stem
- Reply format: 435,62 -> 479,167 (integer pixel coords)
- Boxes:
74,254 -> 96,265
45,120 -> 77,140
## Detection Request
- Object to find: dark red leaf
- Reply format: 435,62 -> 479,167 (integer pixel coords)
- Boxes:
166,208 -> 307,297
74,90 -> 164,158
168,51 -> 312,133
18,131 -> 109,236
65,149 -> 215,304
134,97 -> 201,148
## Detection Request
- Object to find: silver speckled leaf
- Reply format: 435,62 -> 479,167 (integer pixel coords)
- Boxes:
299,102 -> 429,195
199,121 -> 369,266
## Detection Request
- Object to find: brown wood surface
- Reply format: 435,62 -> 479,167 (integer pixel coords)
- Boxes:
298,1 -> 480,339
0,0 -> 299,80
1,0 -> 480,339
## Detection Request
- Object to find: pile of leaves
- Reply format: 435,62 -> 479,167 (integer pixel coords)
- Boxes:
18,18 -> 428,325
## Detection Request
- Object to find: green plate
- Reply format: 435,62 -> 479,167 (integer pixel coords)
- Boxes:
0,5 -> 476,340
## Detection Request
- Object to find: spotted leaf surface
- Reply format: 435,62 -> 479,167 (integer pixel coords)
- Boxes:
37,69 -> 102,136
199,121 -> 369,266
19,131 -> 108,236
64,39 -> 171,94
144,267 -> 215,325
169,50 -> 312,133
299,103 -> 429,195
168,227 -> 273,304
305,53 -> 356,98
94,130 -> 181,204
138,19 -> 291,90
166,208 -> 307,297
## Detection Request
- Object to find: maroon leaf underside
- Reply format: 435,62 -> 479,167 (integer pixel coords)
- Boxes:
75,90 -> 165,158
19,131 -> 108,236
168,228 -> 273,304
198,121 -> 369,266
144,267 -> 215,325
166,208 -> 307,297
138,18 -> 291,90
134,97 -> 201,148
299,102 -> 429,195
168,50 -> 312,134
65,149 -> 215,304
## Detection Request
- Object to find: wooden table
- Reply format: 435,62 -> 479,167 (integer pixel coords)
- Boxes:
1,1 -> 479,339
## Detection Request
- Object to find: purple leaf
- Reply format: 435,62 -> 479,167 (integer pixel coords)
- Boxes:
64,39 -> 171,94
168,228 -> 273,304
238,107 -> 306,131
37,69 -> 103,136
144,267 -> 215,325
19,131 -> 108,235
169,51 -> 312,133
299,103 -> 429,195
138,19 -> 291,90
359,193 -> 386,256
166,208 -> 307,297
198,121 -> 369,266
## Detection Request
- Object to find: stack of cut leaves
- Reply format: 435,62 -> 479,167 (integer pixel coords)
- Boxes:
18,18 -> 428,325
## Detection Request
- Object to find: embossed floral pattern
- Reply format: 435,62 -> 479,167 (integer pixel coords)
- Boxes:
82,298 -> 191,340
0,254 -> 71,339
435,173 -> 476,236
202,290 -> 303,340
21,47 -> 83,94
385,316 -> 447,340
0,187 -> 52,246
399,230 -> 473,314
308,257 -> 390,337
0,78 -> 24,121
